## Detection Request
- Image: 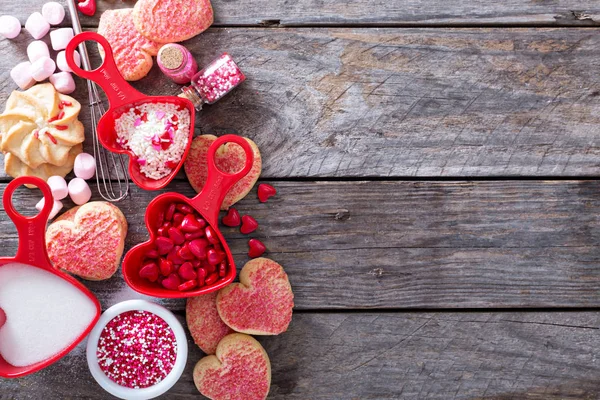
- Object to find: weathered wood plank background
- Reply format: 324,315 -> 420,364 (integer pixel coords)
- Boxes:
0,0 -> 599,398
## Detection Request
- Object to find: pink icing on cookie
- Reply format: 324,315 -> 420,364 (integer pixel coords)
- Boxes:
186,292 -> 233,354
97,9 -> 163,81
133,0 -> 213,43
45,202 -> 127,280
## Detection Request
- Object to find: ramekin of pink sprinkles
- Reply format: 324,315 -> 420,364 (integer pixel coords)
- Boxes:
86,300 -> 188,400
114,103 -> 191,180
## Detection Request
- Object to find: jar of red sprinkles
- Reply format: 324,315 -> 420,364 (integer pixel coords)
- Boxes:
86,300 -> 188,400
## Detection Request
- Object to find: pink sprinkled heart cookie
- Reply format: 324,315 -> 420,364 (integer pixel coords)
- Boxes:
217,258 -> 293,335
193,333 -> 271,400
185,135 -> 262,210
133,0 -> 213,43
186,292 -> 234,354
98,9 -> 163,81
46,202 -> 127,280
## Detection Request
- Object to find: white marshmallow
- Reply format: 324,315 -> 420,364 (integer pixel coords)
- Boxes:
35,198 -> 63,220
10,62 -> 35,90
49,28 -> 73,51
41,2 -> 65,25
56,50 -> 80,72
49,72 -> 75,94
27,40 -> 50,63
0,16 -> 21,39
30,56 -> 56,82
68,178 -> 91,205
25,12 -> 50,40
73,153 -> 96,180
47,176 -> 68,200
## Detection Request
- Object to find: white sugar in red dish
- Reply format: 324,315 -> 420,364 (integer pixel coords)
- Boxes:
0,263 -> 96,367
114,103 -> 190,180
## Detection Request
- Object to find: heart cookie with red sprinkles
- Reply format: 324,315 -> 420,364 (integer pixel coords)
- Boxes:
98,9 -> 163,81
186,292 -> 234,354
46,202 -> 127,280
133,0 -> 213,43
193,333 -> 271,400
184,135 -> 262,210
217,258 -> 293,335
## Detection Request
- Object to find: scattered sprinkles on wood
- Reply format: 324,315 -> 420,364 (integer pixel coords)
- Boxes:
96,310 -> 177,389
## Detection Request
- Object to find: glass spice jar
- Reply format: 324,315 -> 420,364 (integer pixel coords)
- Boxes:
157,44 -> 198,85
180,53 -> 246,110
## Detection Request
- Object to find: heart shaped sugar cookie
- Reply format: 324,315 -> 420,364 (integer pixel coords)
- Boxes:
184,135 -> 261,210
46,202 -> 127,280
217,258 -> 293,335
186,292 -> 234,354
193,333 -> 271,400
133,0 -> 213,43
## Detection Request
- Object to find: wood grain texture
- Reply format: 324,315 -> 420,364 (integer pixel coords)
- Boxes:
1,180 -> 599,310
1,311 -> 599,399
3,0 -> 600,27
3,28 -> 600,179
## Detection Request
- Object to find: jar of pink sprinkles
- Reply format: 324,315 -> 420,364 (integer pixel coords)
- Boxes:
157,44 -> 199,85
86,300 -> 188,400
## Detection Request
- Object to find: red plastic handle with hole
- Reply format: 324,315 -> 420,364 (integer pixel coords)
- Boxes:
188,135 -> 254,227
65,31 -> 146,109
3,176 -> 54,269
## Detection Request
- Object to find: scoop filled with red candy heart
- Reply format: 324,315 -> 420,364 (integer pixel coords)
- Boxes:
122,135 -> 254,298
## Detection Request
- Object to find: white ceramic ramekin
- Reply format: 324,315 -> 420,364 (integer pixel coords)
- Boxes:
86,300 -> 188,400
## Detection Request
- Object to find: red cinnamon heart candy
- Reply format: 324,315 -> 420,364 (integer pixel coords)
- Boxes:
248,239 -> 266,258
257,184 -> 276,203
240,215 -> 258,234
179,262 -> 198,280
139,262 -> 159,282
222,208 -> 241,227
77,0 -> 96,16
155,237 -> 174,255
162,273 -> 181,290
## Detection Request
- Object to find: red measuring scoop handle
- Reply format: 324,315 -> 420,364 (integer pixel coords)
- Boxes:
190,135 -> 254,227
3,177 -> 53,268
65,32 -> 147,110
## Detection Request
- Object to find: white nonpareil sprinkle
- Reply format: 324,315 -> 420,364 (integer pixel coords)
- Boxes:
114,103 -> 190,180
0,263 -> 96,367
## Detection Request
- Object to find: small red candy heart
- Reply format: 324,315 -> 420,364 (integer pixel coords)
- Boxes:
197,267 -> 207,285
77,0 -> 96,16
176,203 -> 194,214
165,203 -> 176,221
218,261 -> 227,277
189,238 -> 209,259
179,262 -> 197,280
222,208 -> 241,227
248,239 -> 266,258
155,237 -> 174,255
185,230 -> 205,240
167,245 -> 185,265
207,248 -> 225,265
168,227 -> 185,245
162,273 -> 181,290
179,279 -> 197,291
159,258 -> 174,276
180,214 -> 203,232
240,215 -> 258,234
257,183 -> 276,203
172,213 -> 184,227
178,243 -> 195,260
145,249 -> 159,259
205,273 -> 218,286
139,262 -> 159,282
205,226 -> 219,244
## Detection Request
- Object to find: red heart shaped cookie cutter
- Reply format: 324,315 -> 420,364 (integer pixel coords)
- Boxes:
122,135 -> 254,298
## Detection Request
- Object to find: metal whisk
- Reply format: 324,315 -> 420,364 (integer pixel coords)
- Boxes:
66,0 -> 129,201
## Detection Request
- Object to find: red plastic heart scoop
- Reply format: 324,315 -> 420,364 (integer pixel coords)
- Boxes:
0,177 -> 101,378
123,135 -> 254,298
65,32 -> 196,191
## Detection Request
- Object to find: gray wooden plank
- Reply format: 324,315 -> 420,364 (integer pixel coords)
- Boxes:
3,0 -> 600,27
1,311 -> 599,399
3,28 -> 600,179
1,179 -> 599,310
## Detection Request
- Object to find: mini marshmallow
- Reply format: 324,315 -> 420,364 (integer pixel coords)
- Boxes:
25,12 -> 50,40
73,153 -> 96,180
49,72 -> 75,94
47,176 -> 68,200
50,28 -> 73,51
56,50 -> 80,72
10,62 -> 35,90
27,40 -> 50,63
0,15 -> 21,39
68,178 -> 91,205
30,56 -> 56,81
42,2 -> 65,25
35,198 -> 63,220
